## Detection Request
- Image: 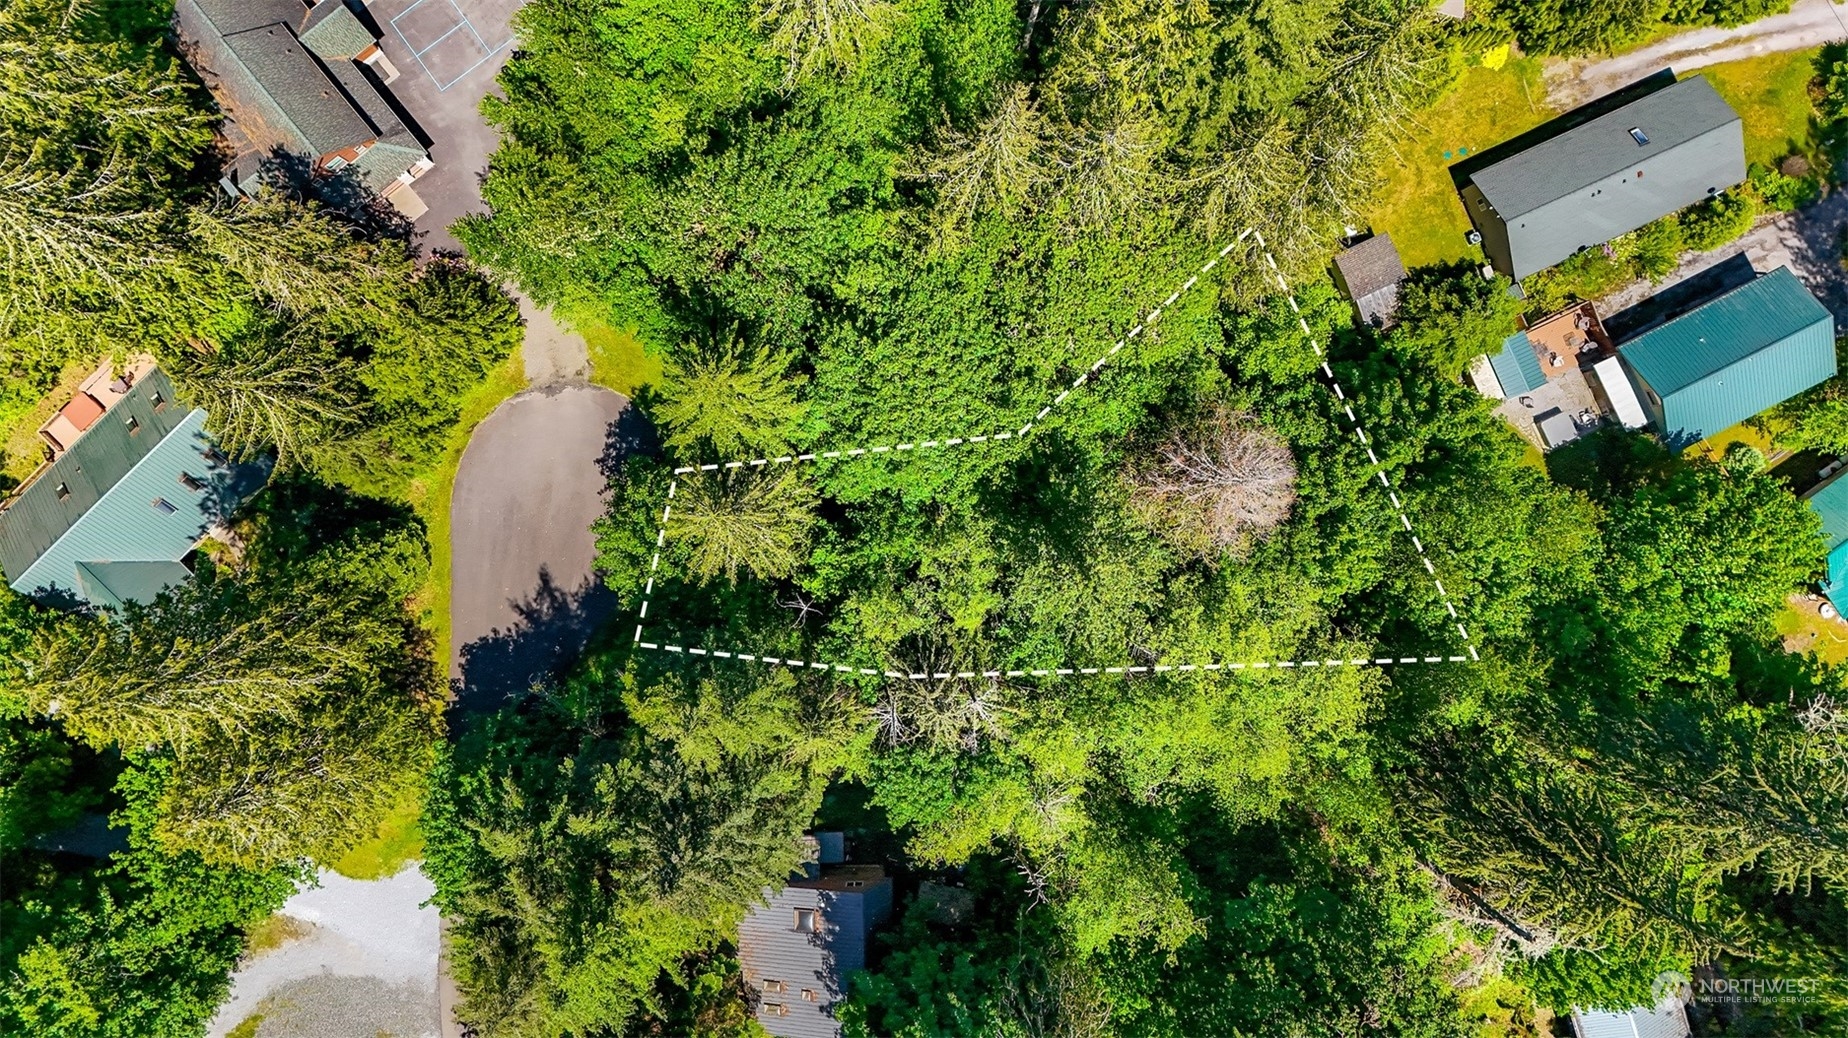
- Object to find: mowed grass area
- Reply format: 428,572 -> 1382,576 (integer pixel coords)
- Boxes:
329,789 -> 425,880
0,358 -> 93,486
566,307 -> 662,397
1778,596 -> 1848,665
1700,46 -> 1825,167
1366,46 -> 1826,271
1363,56 -> 1555,268
405,346 -> 527,668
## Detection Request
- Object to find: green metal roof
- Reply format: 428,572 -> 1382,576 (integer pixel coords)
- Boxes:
1618,267 -> 1835,444
1488,331 -> 1546,396
1807,474 -> 1848,607
74,560 -> 194,612
0,369 -> 268,608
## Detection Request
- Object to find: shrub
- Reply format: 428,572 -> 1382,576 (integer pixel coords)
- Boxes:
1723,442 -> 1767,473
1681,189 -> 1758,252
1749,161 -> 1820,212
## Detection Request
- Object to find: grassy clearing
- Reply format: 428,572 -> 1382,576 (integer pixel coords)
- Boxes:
405,347 -> 528,668
1364,57 -> 1555,268
329,789 -> 425,880
1687,418 -> 1783,466
1700,46 -> 1824,167
224,1014 -> 264,1038
0,358 -> 92,486
1778,596 -> 1848,665
567,307 -> 662,396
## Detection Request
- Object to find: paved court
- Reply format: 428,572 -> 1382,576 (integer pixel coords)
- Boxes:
386,0 -> 517,92
364,0 -> 523,252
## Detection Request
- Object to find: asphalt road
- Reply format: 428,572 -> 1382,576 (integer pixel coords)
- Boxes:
448,383 -> 639,712
1545,0 -> 1848,109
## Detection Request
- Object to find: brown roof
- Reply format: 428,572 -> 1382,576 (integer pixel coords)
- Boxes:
1333,233 -> 1407,300
58,394 -> 105,432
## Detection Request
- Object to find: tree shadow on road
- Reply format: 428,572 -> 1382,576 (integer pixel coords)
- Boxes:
599,403 -> 660,483
453,566 -> 616,716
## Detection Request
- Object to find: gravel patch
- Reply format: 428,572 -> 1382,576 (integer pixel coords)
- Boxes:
208,866 -> 440,1038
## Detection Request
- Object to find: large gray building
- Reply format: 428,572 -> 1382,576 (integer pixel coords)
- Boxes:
1458,73 -> 1745,280
174,0 -> 433,215
737,835 -> 893,1038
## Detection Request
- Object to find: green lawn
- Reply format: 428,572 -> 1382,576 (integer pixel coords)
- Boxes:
1364,56 -> 1555,268
0,357 -> 93,486
1699,46 -> 1824,167
1367,46 -> 1825,272
565,306 -> 662,396
405,346 -> 528,668
329,789 -> 425,880
1777,598 -> 1848,665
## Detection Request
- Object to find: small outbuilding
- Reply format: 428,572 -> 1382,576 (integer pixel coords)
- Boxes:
1331,233 -> 1407,329
1615,266 -> 1835,447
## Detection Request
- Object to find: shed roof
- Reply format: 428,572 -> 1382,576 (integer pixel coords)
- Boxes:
1469,76 -> 1739,217
1620,267 -> 1831,390
1333,234 -> 1406,300
1488,331 -> 1547,396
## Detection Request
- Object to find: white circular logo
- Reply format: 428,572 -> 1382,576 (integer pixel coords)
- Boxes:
1652,970 -> 1693,1003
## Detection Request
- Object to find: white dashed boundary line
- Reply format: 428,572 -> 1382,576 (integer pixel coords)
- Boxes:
1252,230 -> 1478,664
669,229 -> 1257,476
632,229 -> 1477,679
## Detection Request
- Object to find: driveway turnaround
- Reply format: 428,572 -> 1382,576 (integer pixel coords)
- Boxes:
449,384 -> 638,712
207,867 -> 440,1038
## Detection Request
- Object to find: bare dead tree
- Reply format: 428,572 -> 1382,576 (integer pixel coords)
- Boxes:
876,640 -> 1020,752
1127,405 -> 1297,557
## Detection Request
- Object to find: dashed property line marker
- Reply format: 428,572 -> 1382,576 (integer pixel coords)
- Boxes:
669,228 -> 1256,477
1252,230 -> 1477,662
631,640 -> 1471,680
633,478 -> 677,644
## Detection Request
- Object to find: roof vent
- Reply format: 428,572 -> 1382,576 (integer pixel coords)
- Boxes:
1628,127 -> 1649,146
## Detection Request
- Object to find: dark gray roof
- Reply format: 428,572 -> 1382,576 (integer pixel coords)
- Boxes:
1333,234 -> 1406,299
737,868 -> 893,1038
222,23 -> 375,157
1469,76 -> 1740,217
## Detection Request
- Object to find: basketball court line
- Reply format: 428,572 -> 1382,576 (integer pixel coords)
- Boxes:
389,0 -> 514,92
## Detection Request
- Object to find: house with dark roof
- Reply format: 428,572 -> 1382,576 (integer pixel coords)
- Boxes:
737,834 -> 893,1038
1614,266 -> 1834,447
1457,72 -> 1745,280
0,363 -> 267,610
175,0 -> 433,217
1331,233 -> 1407,328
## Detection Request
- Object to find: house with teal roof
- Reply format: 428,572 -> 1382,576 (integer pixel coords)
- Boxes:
1615,266 -> 1835,449
1804,470 -> 1848,611
0,366 -> 267,611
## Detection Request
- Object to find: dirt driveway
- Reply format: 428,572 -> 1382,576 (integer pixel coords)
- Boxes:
1546,0 -> 1848,109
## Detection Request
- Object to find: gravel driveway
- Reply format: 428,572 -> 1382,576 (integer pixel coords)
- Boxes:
207,867 -> 440,1038
1546,0 -> 1848,109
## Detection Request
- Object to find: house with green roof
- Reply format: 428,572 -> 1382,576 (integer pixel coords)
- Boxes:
175,0 -> 433,215
0,367 -> 267,611
1803,470 -> 1848,612
1615,266 -> 1835,448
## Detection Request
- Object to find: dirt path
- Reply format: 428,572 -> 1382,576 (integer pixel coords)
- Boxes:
1545,0 -> 1848,109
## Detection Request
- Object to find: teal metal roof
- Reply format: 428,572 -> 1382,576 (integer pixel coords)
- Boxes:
1489,331 -> 1547,396
74,560 -> 193,612
1807,473 -> 1848,607
1619,267 -> 1835,444
0,369 -> 269,609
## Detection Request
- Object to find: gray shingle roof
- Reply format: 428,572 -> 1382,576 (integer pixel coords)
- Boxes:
1470,76 -> 1740,217
1333,234 -> 1406,300
223,23 -> 375,157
